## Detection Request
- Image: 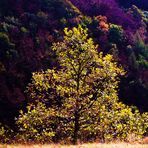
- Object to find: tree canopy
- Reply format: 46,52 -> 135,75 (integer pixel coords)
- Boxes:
15,26 -> 147,144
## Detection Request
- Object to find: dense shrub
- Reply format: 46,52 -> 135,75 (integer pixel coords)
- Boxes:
15,102 -> 55,143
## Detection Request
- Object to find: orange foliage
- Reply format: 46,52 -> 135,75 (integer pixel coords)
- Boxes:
95,15 -> 109,31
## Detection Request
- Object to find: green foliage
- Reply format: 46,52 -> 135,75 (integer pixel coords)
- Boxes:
0,123 -> 6,142
20,27 -> 29,34
42,0 -> 80,18
108,44 -> 119,61
128,5 -> 147,23
16,102 -> 55,143
143,11 -> 148,23
0,123 -> 12,143
128,51 -> 139,70
92,103 -> 148,142
0,32 -> 14,47
0,32 -> 16,60
109,24 -> 124,44
60,17 -> 68,27
81,16 -> 93,26
137,55 -> 148,69
37,11 -> 48,20
132,33 -> 148,69
16,26 -> 147,144
127,36 -> 148,89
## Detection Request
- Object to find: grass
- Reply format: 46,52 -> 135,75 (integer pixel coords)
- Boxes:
0,143 -> 148,148
1,137 -> 148,148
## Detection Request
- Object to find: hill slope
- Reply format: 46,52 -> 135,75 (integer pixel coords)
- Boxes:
0,0 -> 147,125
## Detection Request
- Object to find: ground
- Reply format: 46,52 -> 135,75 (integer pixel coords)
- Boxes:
0,143 -> 148,148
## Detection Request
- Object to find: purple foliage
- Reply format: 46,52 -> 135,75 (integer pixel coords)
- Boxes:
70,0 -> 140,31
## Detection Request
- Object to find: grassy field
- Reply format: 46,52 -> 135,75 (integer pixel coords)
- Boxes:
0,143 -> 148,148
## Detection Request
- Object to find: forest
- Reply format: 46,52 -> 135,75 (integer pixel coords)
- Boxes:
0,0 -> 148,144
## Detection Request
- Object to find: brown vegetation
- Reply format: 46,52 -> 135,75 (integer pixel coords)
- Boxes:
0,143 -> 148,148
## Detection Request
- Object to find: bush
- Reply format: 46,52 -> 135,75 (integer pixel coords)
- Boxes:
109,24 -> 124,44
0,123 -> 6,143
16,100 -> 148,143
15,102 -> 55,143
0,123 -> 12,143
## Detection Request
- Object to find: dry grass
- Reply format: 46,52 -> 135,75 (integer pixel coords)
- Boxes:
1,137 -> 148,148
0,143 -> 148,148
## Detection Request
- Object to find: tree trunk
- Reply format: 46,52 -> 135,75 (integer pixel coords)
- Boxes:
73,69 -> 80,144
73,110 -> 79,144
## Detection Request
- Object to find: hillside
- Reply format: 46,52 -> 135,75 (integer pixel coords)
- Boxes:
0,0 -> 147,126
0,0 -> 148,144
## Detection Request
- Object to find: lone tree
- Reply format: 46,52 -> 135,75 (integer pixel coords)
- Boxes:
50,25 -> 124,143
26,25 -> 124,143
17,26 -> 147,144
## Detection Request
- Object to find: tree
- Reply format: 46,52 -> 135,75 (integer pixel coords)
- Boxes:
25,25 -> 123,143
17,26 -> 147,144
52,25 -> 126,143
108,24 -> 124,44
0,32 -> 16,61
